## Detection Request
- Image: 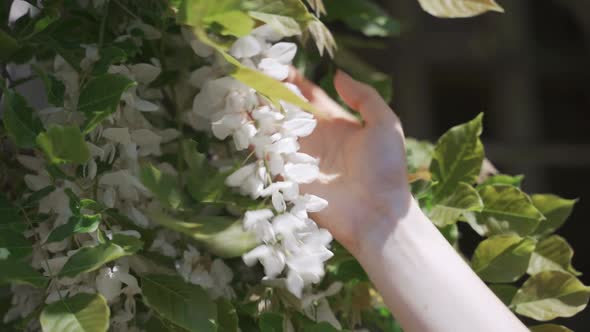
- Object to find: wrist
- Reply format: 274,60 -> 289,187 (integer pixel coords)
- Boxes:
352,190 -> 423,259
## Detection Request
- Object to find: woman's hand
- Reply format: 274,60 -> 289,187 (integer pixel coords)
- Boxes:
288,69 -> 529,332
287,69 -> 411,255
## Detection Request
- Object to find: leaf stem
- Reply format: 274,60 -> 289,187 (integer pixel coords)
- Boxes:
113,0 -> 139,20
98,0 -> 111,47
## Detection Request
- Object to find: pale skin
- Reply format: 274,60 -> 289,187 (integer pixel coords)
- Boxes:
287,69 -> 529,332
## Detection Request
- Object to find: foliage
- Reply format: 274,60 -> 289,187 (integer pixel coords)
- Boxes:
0,0 -> 586,331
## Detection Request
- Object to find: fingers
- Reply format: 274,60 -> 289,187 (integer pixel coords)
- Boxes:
286,67 -> 323,103
334,70 -> 395,126
286,67 -> 357,121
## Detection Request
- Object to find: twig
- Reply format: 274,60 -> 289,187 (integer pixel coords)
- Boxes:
98,0 -> 111,47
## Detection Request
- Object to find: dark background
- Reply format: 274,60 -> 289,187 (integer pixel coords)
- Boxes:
354,0 -> 590,329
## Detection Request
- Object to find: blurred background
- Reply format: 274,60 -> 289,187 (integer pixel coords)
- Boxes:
343,0 -> 590,328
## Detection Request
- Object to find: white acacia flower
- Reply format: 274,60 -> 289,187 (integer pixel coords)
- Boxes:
258,58 -> 289,81
284,163 -> 320,184
252,24 -> 285,42
181,27 -> 214,57
230,35 -> 262,59
16,155 -> 44,172
263,42 -> 297,64
243,245 -> 286,278
189,66 -> 215,88
243,209 -> 275,243
102,128 -> 132,145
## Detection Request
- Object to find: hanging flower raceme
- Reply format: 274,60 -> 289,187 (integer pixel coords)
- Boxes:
188,25 -> 333,298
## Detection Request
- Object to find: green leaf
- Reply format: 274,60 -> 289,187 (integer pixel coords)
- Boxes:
149,212 -> 258,258
29,8 -> 61,37
33,66 -> 65,107
326,243 -> 368,282
429,182 -> 483,227
0,258 -> 48,288
1,86 -> 43,148
324,0 -> 400,37
216,298 -> 238,332
527,235 -> 581,276
46,214 -> 101,243
182,140 -> 208,173
248,12 -> 301,37
0,29 -> 19,61
204,11 -> 255,37
529,324 -> 573,332
259,312 -> 283,332
191,28 -> 318,114
304,322 -> 341,332
58,234 -> 142,278
417,0 -> 504,18
0,194 -> 31,259
21,185 -> 56,208
480,174 -> 524,188
439,223 -> 459,246
40,293 -> 110,332
531,194 -> 577,237
471,235 -> 536,283
141,275 -> 217,332
430,114 -> 484,202
406,138 -> 434,172
510,271 -> 590,321
78,74 -> 136,133
473,185 -> 545,236
489,284 -> 518,306
37,125 -> 90,164
91,46 -> 127,76
140,164 -> 183,209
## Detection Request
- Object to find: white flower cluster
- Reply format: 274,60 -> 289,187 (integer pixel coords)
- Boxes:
5,21 -> 234,331
187,25 -> 334,297
4,13 -> 338,329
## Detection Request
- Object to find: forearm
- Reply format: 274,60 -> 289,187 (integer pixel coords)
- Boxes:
355,198 -> 528,332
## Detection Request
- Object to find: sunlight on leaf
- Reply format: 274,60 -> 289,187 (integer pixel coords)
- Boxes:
511,271 -> 590,321
471,234 -> 536,283
40,293 -> 110,332
417,0 -> 504,18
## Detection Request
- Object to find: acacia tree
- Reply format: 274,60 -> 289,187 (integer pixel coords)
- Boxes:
0,0 -> 588,331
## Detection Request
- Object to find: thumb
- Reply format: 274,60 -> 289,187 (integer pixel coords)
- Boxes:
334,70 -> 393,126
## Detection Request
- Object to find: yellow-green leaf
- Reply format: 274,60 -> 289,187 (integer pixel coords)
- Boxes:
471,235 -> 536,283
40,293 -> 110,332
204,10 -> 255,37
511,271 -> 590,321
417,0 -> 504,18
149,212 -> 257,258
58,234 -> 142,278
140,164 -> 184,209
529,324 -> 573,332
489,284 -> 518,306
473,185 -> 544,236
527,235 -> 581,276
78,74 -> 136,133
37,125 -> 90,164
141,275 -> 217,332
248,12 -> 301,37
192,28 -> 318,114
430,113 -> 484,202
46,214 -> 101,243
531,194 -> 577,237
429,182 -> 483,227
1,86 -> 44,148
